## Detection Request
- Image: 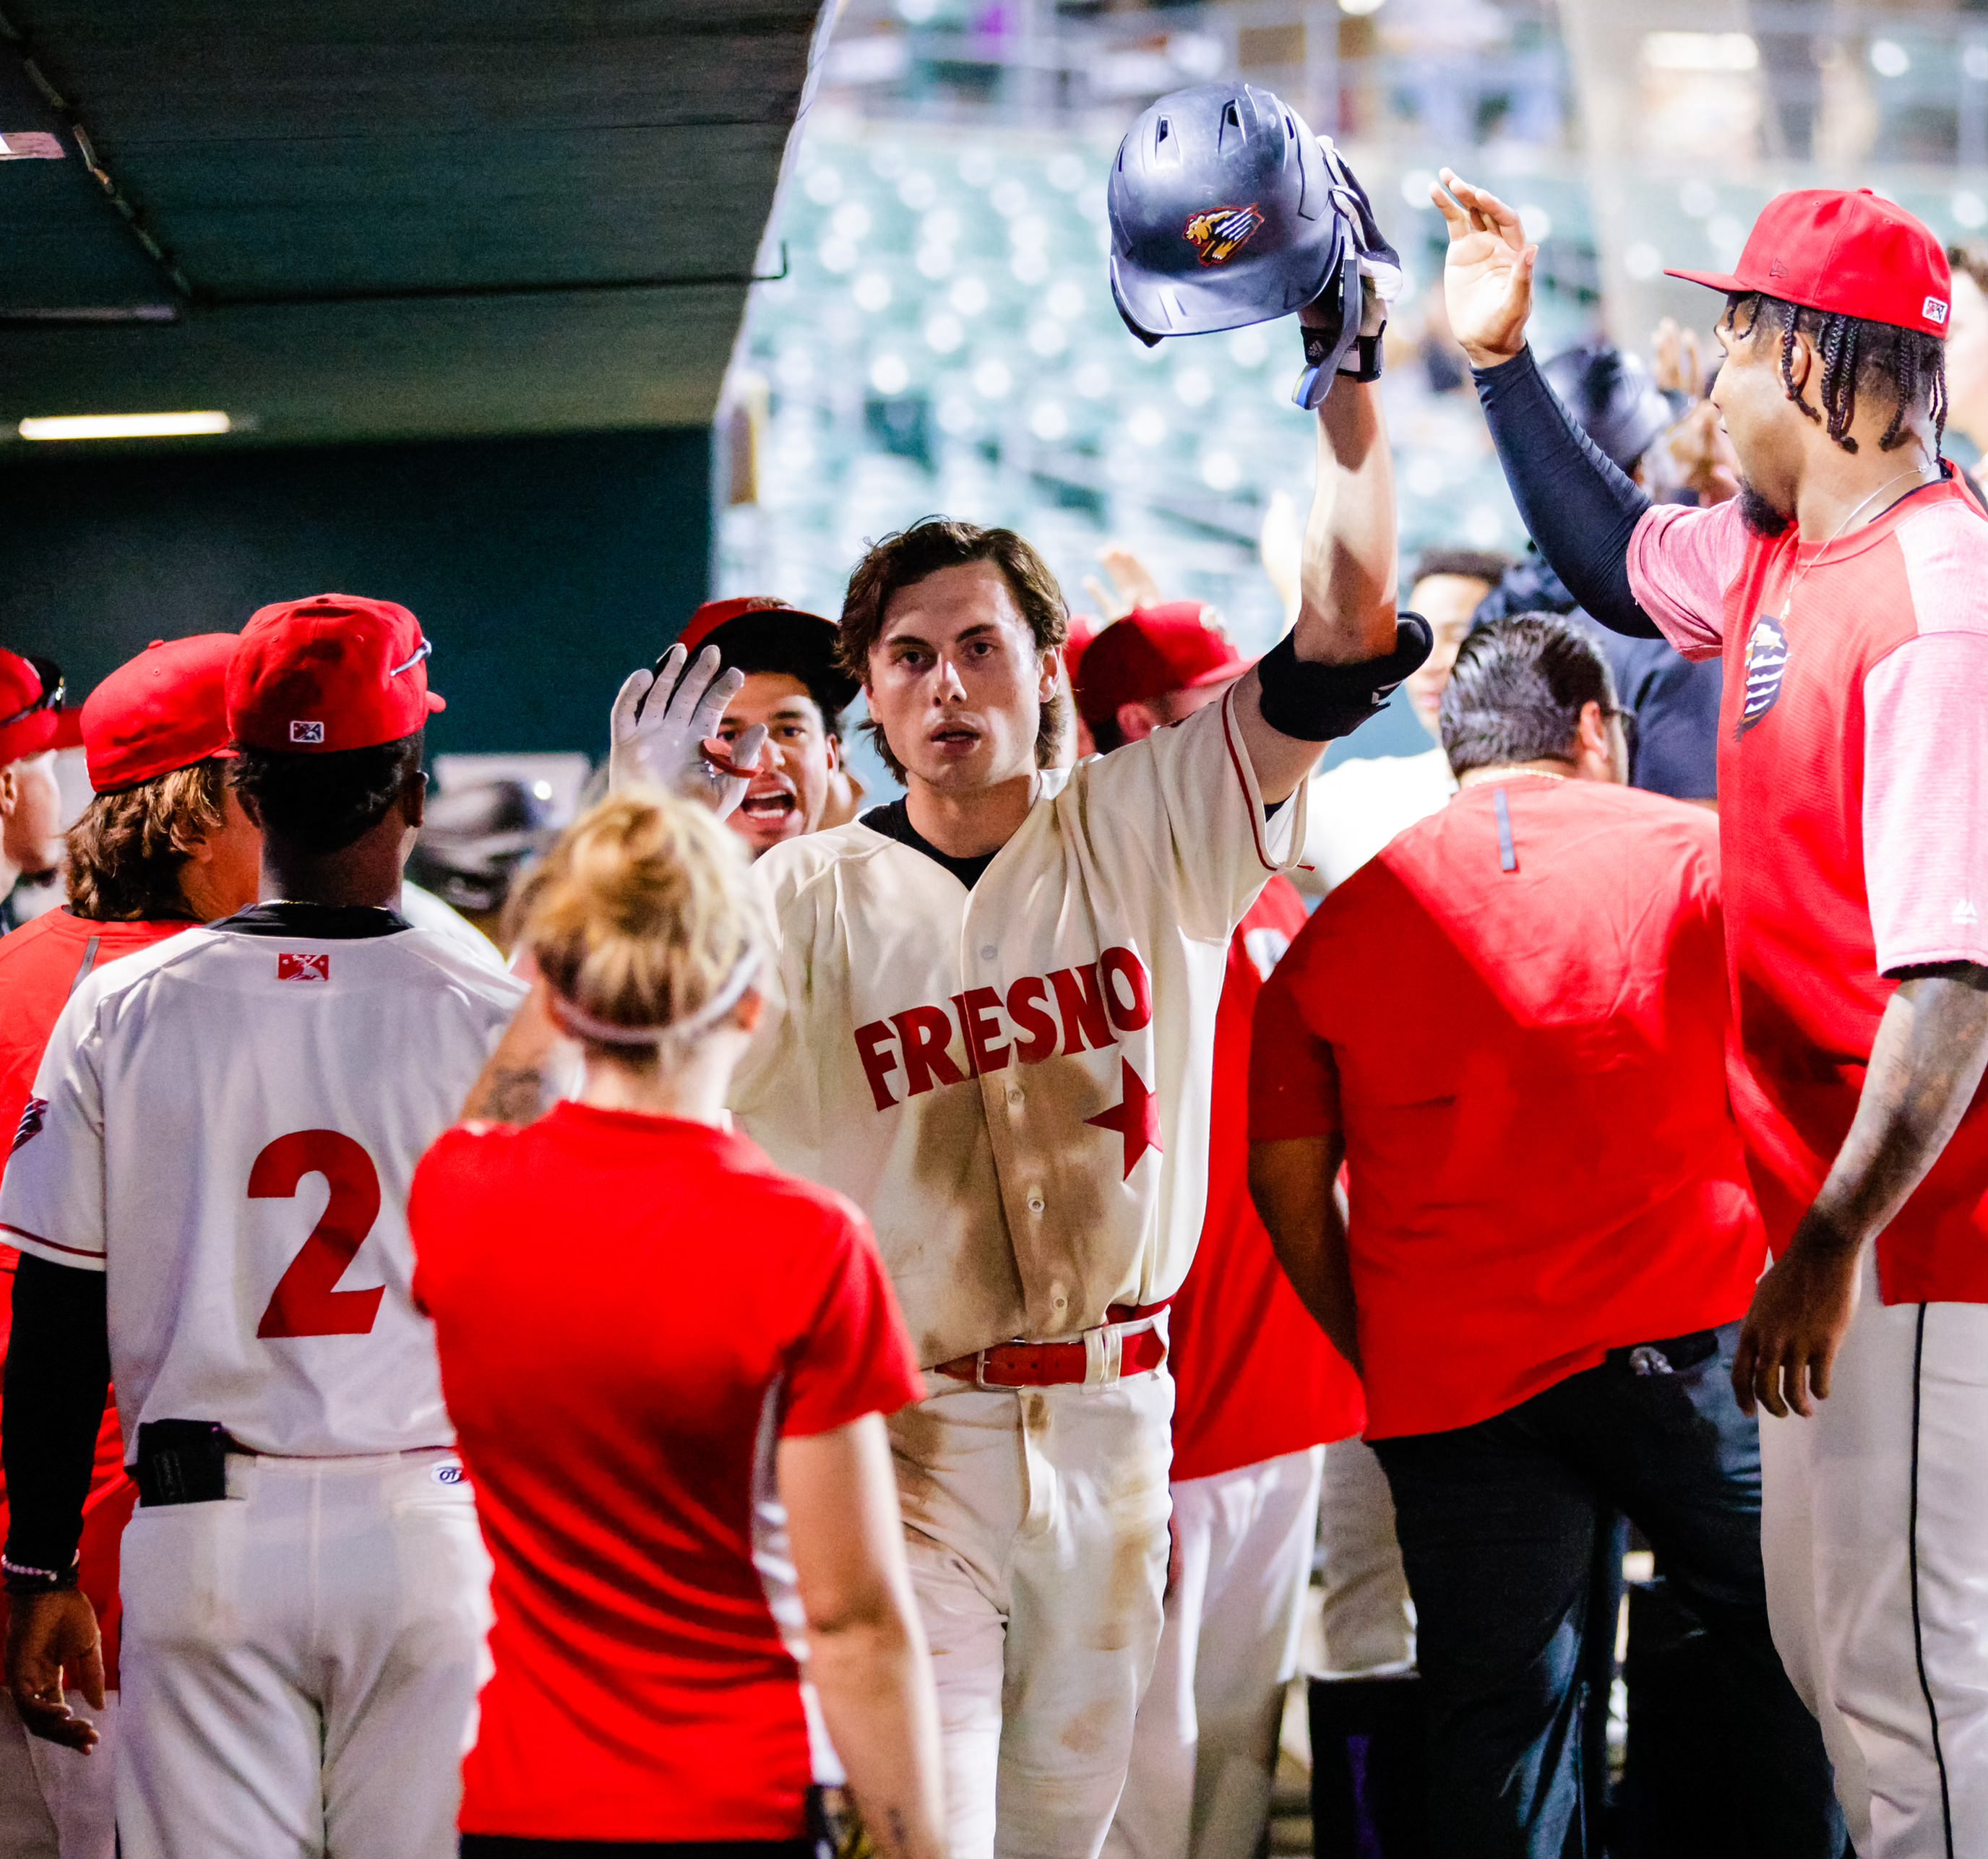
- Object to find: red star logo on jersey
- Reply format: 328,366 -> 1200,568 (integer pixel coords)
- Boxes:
1085,1058 -> 1163,1179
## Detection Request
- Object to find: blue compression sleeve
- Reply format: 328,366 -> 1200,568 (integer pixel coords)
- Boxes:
3,1255 -> 109,1579
1473,348 -> 1663,639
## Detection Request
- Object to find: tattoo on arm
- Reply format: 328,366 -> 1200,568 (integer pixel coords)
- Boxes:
1813,964 -> 1988,1248
463,1065 -> 546,1128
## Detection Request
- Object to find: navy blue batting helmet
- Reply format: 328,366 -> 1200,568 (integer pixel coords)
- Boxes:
1108,83 -> 1354,348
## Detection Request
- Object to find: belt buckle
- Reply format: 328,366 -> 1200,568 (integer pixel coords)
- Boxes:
974,1347 -> 999,1391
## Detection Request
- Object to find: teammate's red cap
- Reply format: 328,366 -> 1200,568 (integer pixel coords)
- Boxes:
1074,602 -> 1251,741
678,595 -> 859,718
0,648 -> 84,766
228,594 -> 445,754
82,634 -> 241,792
1667,189 -> 1951,338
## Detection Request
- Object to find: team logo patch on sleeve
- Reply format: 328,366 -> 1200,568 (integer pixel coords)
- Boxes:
277,952 -> 330,982
1738,614 -> 1789,736
1184,203 -> 1265,267
11,1097 -> 46,1154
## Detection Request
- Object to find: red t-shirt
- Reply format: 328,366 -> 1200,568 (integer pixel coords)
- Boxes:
409,1102 -> 926,1845
1250,780 -> 1763,1439
1629,478 -> 1988,1301
1169,879 -> 1364,1481
0,909 -> 184,1681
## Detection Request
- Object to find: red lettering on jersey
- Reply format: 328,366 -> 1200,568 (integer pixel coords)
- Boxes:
251,1130 -> 384,1338
956,987 -> 1010,1075
1049,963 -> 1113,1054
894,1005 -> 967,1097
1006,977 -> 1059,1065
854,1019 -> 901,1111
277,952 -> 330,982
1099,946 -> 1153,1032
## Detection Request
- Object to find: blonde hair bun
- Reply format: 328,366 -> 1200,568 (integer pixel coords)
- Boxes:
520,788 -> 764,1052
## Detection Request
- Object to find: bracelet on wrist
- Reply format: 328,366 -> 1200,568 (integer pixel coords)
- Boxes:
3,1553 -> 79,1596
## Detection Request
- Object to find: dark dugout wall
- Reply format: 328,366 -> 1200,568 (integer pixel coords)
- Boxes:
0,427 -> 710,756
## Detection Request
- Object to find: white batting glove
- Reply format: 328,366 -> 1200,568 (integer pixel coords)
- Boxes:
608,644 -> 767,820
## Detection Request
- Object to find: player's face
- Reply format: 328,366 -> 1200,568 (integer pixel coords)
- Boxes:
866,563 -> 1059,796
1405,574 -> 1492,736
0,750 -> 64,889
716,673 -> 839,859
1711,301 -> 1802,524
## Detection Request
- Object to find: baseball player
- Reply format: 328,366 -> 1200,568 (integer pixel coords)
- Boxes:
0,633 -> 260,1859
0,594 -> 525,1859
1442,167 -> 1988,1858
677,595 -> 861,859
0,650 -> 79,923
616,291 -> 1421,1859
1072,608 -> 1372,1859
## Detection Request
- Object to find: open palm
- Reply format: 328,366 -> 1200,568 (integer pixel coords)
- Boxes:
1432,168 -> 1537,368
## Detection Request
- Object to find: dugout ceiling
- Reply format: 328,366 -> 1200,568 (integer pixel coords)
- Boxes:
0,0 -> 824,449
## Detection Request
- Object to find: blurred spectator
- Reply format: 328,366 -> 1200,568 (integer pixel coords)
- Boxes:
1294,548 -> 1510,895
1476,340 -> 1726,805
0,652 -> 78,931
1943,245 -> 1988,466
403,777 -> 554,954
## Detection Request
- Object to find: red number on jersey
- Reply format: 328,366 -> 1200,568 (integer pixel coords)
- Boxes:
250,1130 -> 386,1340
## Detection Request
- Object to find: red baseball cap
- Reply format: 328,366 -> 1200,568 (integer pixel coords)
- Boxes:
1074,602 -> 1251,741
228,594 -> 444,754
0,649 -> 84,765
679,595 -> 859,719
82,634 -> 238,792
1668,189 -> 1952,338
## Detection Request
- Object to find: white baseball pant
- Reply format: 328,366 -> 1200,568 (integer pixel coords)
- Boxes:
888,1366 -> 1174,1859
1760,1248 -> 1988,1859
0,1688 -> 116,1859
116,1448 -> 491,1859
1104,1444 -> 1324,1859
1313,1434 -> 1415,1677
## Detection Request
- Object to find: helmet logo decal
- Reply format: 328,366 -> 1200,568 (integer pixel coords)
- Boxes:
1183,203 -> 1265,267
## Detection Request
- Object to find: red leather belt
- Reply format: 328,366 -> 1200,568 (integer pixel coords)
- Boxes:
935,1301 -> 1171,1389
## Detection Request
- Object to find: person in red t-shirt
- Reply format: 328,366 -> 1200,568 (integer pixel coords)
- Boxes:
1444,168 -> 1988,1858
0,634 -> 257,1859
410,788 -> 943,1859
1073,610 -> 1383,1859
1249,617 -> 1840,1859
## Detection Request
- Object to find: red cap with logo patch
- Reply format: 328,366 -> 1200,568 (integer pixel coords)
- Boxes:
82,634 -> 239,792
1667,189 -> 1952,338
228,594 -> 444,753
0,649 -> 83,765
1074,602 -> 1251,743
678,595 -> 859,719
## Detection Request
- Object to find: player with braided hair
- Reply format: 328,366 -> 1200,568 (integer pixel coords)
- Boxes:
1748,291 -> 1949,455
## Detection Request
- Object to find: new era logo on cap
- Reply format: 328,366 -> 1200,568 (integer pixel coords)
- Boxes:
1927,296 -> 1950,325
277,953 -> 330,982
289,720 -> 325,744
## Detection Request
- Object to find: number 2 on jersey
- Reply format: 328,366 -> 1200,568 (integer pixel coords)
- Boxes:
251,1130 -> 385,1339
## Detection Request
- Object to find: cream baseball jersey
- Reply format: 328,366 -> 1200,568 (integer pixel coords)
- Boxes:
733,689 -> 1305,1368
0,907 -> 525,1457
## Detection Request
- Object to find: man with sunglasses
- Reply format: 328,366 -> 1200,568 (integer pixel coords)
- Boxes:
0,651 -> 80,927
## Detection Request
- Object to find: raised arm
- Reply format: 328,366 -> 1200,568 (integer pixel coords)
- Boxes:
1434,170 -> 1662,639
1734,966 -> 1988,1418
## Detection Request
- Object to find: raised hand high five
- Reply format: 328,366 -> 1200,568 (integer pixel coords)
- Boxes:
1431,168 -> 1537,371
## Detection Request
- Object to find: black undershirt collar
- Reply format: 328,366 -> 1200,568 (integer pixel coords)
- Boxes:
212,901 -> 413,940
861,799 -> 999,891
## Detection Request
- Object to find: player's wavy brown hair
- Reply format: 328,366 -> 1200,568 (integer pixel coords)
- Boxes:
517,789 -> 767,1065
838,517 -> 1070,780
64,758 -> 230,923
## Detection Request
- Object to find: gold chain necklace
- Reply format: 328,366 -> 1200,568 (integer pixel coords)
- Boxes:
1778,467 -> 1929,621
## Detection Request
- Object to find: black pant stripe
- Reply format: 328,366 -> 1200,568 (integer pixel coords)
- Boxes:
1909,1302 -> 1958,1859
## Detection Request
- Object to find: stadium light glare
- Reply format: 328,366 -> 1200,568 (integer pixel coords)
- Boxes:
18,411 -> 231,441
1643,32 -> 1758,72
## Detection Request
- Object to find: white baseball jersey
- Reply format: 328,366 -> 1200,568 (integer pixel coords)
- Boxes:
0,909 -> 525,1458
733,688 -> 1305,1368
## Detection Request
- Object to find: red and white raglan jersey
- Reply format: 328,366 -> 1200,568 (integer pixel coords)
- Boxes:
731,687 -> 1306,1368
0,907 -> 525,1457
